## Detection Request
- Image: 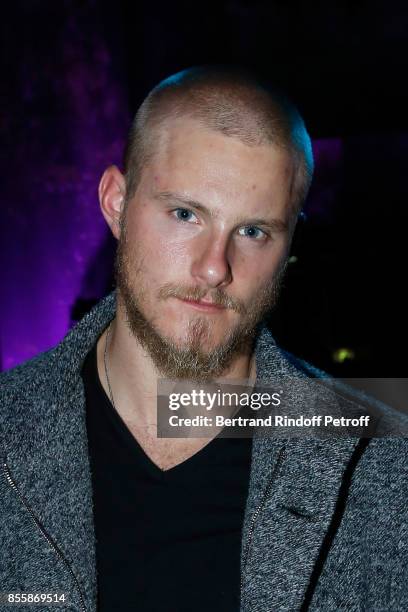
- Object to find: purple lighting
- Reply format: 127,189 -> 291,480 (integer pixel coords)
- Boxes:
1,12 -> 129,371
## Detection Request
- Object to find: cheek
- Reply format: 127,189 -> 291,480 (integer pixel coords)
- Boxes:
235,246 -> 285,278
127,217 -> 193,277
126,208 -> 173,252
233,243 -> 288,296
162,238 -> 194,268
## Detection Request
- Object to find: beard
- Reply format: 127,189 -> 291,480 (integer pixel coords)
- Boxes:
114,217 -> 287,383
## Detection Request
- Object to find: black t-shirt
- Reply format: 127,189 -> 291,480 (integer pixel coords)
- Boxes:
81,341 -> 253,612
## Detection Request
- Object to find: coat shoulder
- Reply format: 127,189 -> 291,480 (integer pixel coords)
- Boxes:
278,347 -> 408,450
0,347 -> 58,400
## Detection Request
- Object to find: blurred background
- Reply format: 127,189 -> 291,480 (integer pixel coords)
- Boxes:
1,0 -> 407,377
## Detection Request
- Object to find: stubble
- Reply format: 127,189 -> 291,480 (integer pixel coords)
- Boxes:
114,217 -> 287,382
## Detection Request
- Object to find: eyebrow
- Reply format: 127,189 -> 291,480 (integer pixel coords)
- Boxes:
154,190 -> 289,233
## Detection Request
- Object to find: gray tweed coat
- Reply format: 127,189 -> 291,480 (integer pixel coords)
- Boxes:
1,292 -> 407,611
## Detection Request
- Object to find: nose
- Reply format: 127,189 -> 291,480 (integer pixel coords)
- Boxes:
190,231 -> 232,288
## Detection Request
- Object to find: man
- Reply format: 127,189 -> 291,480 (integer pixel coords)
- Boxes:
1,66 -> 407,612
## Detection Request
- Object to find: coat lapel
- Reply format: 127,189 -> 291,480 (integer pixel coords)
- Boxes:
241,324 -> 363,611
4,293 -> 117,612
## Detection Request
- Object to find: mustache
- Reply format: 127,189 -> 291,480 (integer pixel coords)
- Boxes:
157,283 -> 247,315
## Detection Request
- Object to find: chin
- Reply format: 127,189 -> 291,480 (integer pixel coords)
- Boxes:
165,320 -> 225,350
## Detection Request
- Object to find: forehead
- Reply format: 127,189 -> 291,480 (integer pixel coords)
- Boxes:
141,117 -> 295,214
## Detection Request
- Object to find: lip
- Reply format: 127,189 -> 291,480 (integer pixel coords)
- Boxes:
178,297 -> 227,312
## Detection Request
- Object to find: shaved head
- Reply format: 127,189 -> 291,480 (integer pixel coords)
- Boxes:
123,65 -> 314,219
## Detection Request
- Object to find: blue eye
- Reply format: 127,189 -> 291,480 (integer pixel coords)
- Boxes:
173,208 -> 197,223
238,226 -> 267,240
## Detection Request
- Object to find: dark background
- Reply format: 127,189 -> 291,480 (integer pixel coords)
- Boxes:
1,0 -> 407,376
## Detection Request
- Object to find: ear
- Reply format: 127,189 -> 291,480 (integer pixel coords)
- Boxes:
98,165 -> 126,240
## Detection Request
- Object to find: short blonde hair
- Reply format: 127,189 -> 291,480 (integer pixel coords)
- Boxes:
123,65 -> 314,218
